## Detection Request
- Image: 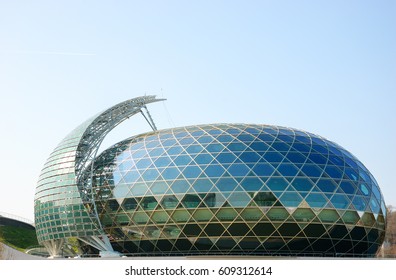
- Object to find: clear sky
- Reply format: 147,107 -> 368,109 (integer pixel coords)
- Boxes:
0,0 -> 395,221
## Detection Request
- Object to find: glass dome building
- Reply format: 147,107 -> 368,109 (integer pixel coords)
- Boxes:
34,96 -> 386,257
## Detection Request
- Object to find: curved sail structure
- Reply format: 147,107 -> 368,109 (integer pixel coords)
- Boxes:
34,95 -> 164,257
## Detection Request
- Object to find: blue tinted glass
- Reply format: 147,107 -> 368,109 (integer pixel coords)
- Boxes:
208,129 -> 222,136
285,152 -> 306,163
253,163 -> 275,176
249,142 -> 269,152
359,184 -> 370,196
291,142 -> 311,153
308,153 -> 327,165
306,193 -> 327,208
186,145 -> 203,154
371,183 -> 381,201
295,135 -> 311,144
216,178 -> 238,191
192,179 -> 213,192
344,156 -> 358,169
113,184 -> 129,199
227,192 -> 251,207
266,177 -> 288,191
162,168 -> 180,180
131,183 -> 148,196
135,158 -> 151,169
162,139 -> 177,147
237,134 -> 254,142
345,168 -> 358,181
301,164 -> 322,177
263,152 -> 284,163
154,157 -> 171,167
352,196 -> 367,211
240,177 -> 263,191
151,181 -> 168,194
204,165 -> 226,177
167,146 -> 183,155
194,153 -> 214,164
369,198 -> 380,213
197,136 -> 214,144
227,142 -> 247,152
206,143 -> 224,153
239,152 -> 260,163
277,164 -> 299,177
271,141 -> 290,151
257,133 -> 275,142
174,155 -> 192,166
216,153 -> 237,164
217,135 -> 233,143
123,171 -> 139,183
145,140 -> 160,148
141,169 -> 160,181
245,127 -> 261,134
149,148 -> 165,157
227,164 -> 250,177
183,166 -> 202,179
330,195 -> 350,209
325,166 -> 343,179
171,180 -> 190,193
279,192 -> 302,207
291,178 -> 313,192
312,144 -> 328,154
226,128 -> 240,135
277,134 -> 294,143
191,130 -> 204,137
329,154 -> 344,166
317,179 -> 337,193
118,161 -> 133,172
179,138 -> 194,145
340,181 -> 355,194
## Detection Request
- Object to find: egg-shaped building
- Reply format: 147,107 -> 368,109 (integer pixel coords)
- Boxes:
34,96 -> 386,258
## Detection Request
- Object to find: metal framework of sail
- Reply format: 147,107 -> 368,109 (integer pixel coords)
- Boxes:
34,95 -> 164,257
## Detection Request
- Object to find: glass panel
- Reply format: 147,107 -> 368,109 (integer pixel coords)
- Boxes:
204,164 -> 226,177
113,184 -> 129,199
330,194 -> 350,209
263,152 -> 284,163
316,179 -> 337,193
292,208 -> 315,222
203,193 -> 225,207
216,208 -> 238,221
151,211 -> 169,224
174,155 -> 192,166
227,192 -> 251,207
122,198 -> 138,211
239,152 -> 260,163
318,209 -> 339,223
206,143 -> 224,153
279,192 -> 302,207
266,208 -> 289,221
161,195 -> 179,209
171,210 -> 190,222
369,198 -> 380,213
301,164 -> 323,177
240,208 -> 262,221
292,178 -> 313,192
171,180 -> 190,193
154,157 -> 171,167
193,209 -> 213,222
194,153 -> 214,164
266,177 -> 288,191
216,177 -> 238,191
308,153 -> 327,164
325,165 -> 343,179
359,184 -> 370,196
227,164 -> 250,177
252,163 -> 275,176
181,194 -> 201,208
342,211 -> 359,224
306,193 -> 327,208
271,141 -> 290,151
151,181 -> 168,194
340,181 -> 355,194
241,177 -> 263,191
161,167 -> 180,180
216,152 -> 237,164
132,212 -> 149,224
277,163 -> 299,177
141,196 -> 157,210
285,152 -> 306,163
345,168 -> 358,181
249,141 -> 269,152
182,165 -> 202,179
352,196 -> 367,211
361,213 -> 375,226
192,179 -> 213,192
130,183 -> 148,196
253,192 -> 277,206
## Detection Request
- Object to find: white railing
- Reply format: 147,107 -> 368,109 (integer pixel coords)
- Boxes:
0,212 -> 34,226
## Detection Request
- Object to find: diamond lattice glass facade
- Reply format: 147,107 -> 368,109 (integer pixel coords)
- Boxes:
90,123 -> 386,257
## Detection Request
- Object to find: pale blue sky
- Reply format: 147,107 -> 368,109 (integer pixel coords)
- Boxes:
0,0 -> 395,220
